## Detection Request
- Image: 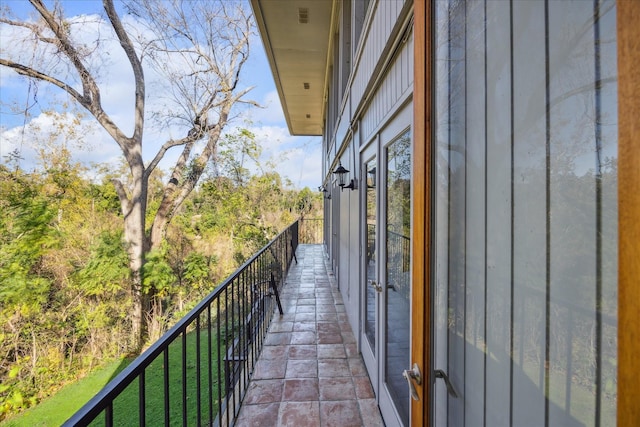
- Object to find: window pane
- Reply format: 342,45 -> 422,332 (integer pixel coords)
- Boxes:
385,129 -> 411,426
365,158 -> 377,350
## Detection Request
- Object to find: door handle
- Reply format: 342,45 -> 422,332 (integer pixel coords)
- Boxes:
434,369 -> 459,398
369,280 -> 383,293
402,363 -> 422,401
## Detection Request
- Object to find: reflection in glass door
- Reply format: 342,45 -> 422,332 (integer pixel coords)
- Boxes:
384,130 -> 412,425
364,155 -> 377,353
433,1 -> 618,426
361,124 -> 412,427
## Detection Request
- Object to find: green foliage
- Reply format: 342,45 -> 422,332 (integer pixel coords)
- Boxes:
87,181 -> 121,214
182,252 -> 210,287
218,127 -> 261,185
142,245 -> 177,296
76,231 -> 129,295
0,151 -> 321,422
0,170 -> 58,310
294,187 -> 316,216
0,166 -> 129,421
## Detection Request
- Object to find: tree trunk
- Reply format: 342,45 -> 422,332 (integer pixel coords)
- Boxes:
150,212 -> 168,253
119,163 -> 149,350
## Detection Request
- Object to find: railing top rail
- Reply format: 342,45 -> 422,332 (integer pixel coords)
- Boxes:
64,219 -> 300,426
387,229 -> 410,240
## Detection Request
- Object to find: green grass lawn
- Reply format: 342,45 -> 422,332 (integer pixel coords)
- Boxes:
1,358 -> 130,427
3,329 -> 227,427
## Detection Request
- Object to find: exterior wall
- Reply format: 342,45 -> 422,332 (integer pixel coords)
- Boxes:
323,0 -> 414,345
324,0 -> 412,163
350,1 -> 408,114
359,33 -> 414,145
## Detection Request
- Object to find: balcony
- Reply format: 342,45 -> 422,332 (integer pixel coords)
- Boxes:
64,219 -> 383,426
235,244 -> 383,426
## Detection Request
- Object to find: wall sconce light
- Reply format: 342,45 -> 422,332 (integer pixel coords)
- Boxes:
367,166 -> 376,189
333,162 -> 357,191
333,163 -> 349,188
319,185 -> 331,199
343,178 -> 357,191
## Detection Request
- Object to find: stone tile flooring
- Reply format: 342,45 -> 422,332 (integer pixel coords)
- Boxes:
235,245 -> 384,427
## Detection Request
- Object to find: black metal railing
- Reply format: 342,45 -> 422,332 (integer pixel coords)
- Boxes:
64,221 -> 299,427
386,230 -> 410,301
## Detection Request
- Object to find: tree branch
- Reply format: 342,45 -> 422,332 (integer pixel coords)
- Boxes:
0,17 -> 57,44
145,136 -> 191,179
14,0 -> 135,158
103,0 -> 145,144
29,0 -> 101,105
110,178 -> 131,215
232,86 -> 255,103
0,59 -> 84,101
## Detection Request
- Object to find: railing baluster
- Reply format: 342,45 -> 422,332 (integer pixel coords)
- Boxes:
207,305 -> 213,426
164,348 -> 170,427
242,269 -> 247,390
231,277 -> 236,416
106,402 -> 113,427
139,370 -> 146,427
243,267 -> 249,389
216,294 -> 223,427
519,297 -> 525,368
182,330 -> 187,426
224,278 -> 235,425
565,309 -> 573,414
239,271 -> 244,394
196,316 -> 202,426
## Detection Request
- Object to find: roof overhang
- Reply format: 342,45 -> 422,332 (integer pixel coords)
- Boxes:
250,0 -> 334,136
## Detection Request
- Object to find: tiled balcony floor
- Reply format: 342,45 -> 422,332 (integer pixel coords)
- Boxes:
235,244 -> 384,427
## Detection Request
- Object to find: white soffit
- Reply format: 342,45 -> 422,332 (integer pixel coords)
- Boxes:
251,0 -> 333,136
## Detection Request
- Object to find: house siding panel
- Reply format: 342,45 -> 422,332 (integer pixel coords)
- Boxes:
360,35 -> 414,146
350,1 -> 406,117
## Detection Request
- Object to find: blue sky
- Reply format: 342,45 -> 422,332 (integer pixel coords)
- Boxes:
0,0 -> 322,189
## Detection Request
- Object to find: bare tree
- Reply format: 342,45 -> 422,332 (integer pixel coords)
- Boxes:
0,0 -> 255,349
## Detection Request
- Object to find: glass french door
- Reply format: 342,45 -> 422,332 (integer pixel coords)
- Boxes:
361,106 -> 412,427
433,1 -> 618,426
361,143 -> 379,389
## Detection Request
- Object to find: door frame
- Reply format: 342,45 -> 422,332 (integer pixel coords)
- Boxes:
411,0 -> 432,425
360,101 -> 414,427
616,2 -> 640,425
379,106 -> 413,427
360,138 -> 379,392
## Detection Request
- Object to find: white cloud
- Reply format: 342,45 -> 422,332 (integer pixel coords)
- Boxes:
243,90 -> 288,125
0,3 -> 323,189
247,124 -> 322,188
285,143 -> 323,188
0,111 -> 122,172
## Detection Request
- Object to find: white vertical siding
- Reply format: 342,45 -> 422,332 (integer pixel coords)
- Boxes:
351,0 -> 405,111
360,34 -> 414,145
